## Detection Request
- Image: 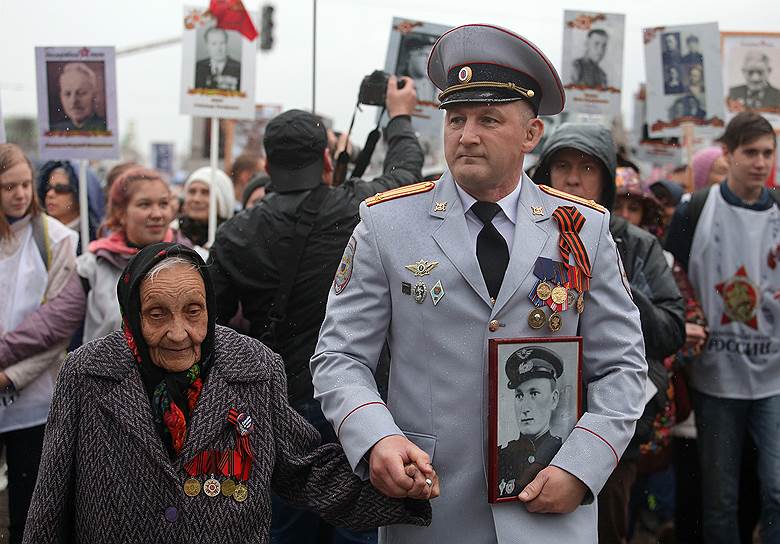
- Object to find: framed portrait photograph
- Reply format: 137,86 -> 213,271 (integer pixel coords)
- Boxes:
722,32 -> 780,129
34,46 -> 119,160
380,17 -> 450,171
644,23 -> 725,138
488,337 -> 583,503
561,11 -> 625,120
180,6 -> 256,120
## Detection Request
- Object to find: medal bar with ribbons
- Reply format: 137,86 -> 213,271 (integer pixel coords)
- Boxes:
552,206 -> 592,315
528,257 -> 570,312
226,408 -> 254,502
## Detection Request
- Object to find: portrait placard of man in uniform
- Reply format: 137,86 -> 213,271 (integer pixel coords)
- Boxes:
489,339 -> 582,502
47,61 -> 107,132
397,33 -> 439,105
570,29 -> 609,88
194,26 -> 242,91
728,51 -> 780,111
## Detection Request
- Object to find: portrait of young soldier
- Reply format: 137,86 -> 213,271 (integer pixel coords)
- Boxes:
497,346 -> 565,499
570,29 -> 609,88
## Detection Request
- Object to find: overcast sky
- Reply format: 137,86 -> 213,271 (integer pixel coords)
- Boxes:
2,0 -> 779,164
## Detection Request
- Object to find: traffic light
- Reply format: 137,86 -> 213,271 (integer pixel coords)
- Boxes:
260,5 -> 274,51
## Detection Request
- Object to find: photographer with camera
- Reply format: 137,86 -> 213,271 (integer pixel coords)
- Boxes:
208,75 -> 421,544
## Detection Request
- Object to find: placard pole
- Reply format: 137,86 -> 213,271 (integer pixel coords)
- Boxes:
78,159 -> 90,253
208,117 -> 219,247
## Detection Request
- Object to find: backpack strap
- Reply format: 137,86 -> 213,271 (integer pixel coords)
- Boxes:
262,185 -> 330,350
686,187 -> 712,235
30,215 -> 52,303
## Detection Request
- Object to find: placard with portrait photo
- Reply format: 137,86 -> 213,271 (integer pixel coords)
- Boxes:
561,11 -> 625,120
644,23 -> 725,138
34,47 -> 118,160
180,6 -> 256,120
380,17 -> 450,170
722,32 -> 780,129
488,337 -> 583,503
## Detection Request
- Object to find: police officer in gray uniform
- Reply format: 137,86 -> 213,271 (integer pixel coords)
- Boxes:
311,23 -> 647,543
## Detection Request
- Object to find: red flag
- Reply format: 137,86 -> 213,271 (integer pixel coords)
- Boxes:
208,0 -> 258,42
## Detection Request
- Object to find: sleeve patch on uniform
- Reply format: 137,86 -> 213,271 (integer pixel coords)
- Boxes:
333,236 -> 357,295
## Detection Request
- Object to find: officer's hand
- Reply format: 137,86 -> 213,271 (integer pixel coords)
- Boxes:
386,76 -> 417,119
369,434 -> 437,499
404,463 -> 441,500
517,466 -> 587,514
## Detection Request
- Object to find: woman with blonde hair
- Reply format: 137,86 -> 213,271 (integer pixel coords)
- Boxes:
0,143 -> 81,543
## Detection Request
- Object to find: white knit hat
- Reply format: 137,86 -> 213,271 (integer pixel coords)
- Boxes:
184,167 -> 236,219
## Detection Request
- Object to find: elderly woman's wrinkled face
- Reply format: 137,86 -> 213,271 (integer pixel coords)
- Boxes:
140,264 -> 208,372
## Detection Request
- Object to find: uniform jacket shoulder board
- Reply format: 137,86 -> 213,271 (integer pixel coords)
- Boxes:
538,185 -> 606,214
365,181 -> 436,207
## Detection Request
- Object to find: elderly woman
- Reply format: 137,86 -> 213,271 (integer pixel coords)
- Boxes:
78,167 -> 189,344
178,167 -> 235,252
23,243 -> 434,543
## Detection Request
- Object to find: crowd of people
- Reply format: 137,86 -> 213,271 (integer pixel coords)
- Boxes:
0,21 -> 778,544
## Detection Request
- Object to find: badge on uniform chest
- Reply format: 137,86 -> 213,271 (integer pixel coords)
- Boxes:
401,259 -> 446,306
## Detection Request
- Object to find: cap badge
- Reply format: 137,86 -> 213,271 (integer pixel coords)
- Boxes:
458,66 -> 473,83
518,361 -> 534,374
516,348 -> 532,361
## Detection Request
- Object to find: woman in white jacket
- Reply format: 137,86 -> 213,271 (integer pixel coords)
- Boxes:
0,143 -> 78,543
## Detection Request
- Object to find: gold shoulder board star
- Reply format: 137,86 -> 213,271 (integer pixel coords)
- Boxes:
531,206 -> 544,216
434,201 -> 447,212
405,259 -> 439,277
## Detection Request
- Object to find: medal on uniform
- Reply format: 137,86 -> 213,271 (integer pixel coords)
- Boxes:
203,451 -> 221,497
552,206 -> 592,315
430,280 -> 445,306
536,281 -> 552,301
576,292 -> 585,314
529,258 -> 569,310
413,281 -> 427,304
528,308 -> 546,329
184,450 -> 210,498
548,312 -> 562,332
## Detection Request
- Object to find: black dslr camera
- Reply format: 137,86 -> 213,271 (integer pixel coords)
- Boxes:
358,70 -> 406,106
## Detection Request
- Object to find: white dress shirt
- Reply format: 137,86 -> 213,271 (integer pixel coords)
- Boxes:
455,178 -> 521,254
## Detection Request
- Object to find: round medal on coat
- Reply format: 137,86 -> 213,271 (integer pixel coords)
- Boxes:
551,285 -> 568,305
183,478 -> 201,497
233,483 -> 248,503
221,478 -> 237,497
536,281 -> 552,301
548,312 -> 562,332
576,293 -> 585,314
528,308 -> 546,329
203,478 -> 221,497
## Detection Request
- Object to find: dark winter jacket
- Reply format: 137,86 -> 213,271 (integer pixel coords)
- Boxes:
210,115 -> 424,404
531,122 -> 686,456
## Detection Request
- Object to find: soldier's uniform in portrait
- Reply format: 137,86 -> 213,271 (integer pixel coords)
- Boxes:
498,432 -> 562,498
312,23 -> 647,544
571,57 -> 607,88
194,56 -> 242,91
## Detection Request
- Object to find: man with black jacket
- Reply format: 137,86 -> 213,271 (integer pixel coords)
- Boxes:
209,75 -> 421,544
531,122 -> 685,544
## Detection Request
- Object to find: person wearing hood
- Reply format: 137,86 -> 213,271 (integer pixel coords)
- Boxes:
35,160 -> 103,255
241,174 -> 269,209
77,167 -> 190,345
178,167 -> 235,252
531,123 -> 685,544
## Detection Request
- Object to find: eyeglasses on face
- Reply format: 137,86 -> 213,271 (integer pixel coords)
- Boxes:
45,183 -> 76,195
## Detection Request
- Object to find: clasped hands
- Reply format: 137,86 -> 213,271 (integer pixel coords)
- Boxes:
369,435 -> 588,513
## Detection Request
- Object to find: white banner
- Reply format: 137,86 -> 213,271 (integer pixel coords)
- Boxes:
180,6 -> 257,120
34,46 -> 119,160
643,23 -> 725,138
561,11 -> 625,121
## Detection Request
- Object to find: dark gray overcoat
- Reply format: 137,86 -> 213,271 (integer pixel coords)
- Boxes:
23,326 -> 429,543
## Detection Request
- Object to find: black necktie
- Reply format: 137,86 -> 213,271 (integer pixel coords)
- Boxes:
471,201 -> 509,300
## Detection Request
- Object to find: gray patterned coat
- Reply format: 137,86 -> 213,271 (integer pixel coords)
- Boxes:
23,326 -> 430,544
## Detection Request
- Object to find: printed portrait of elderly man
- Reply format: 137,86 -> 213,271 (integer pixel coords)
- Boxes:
497,346 -> 566,499
728,51 -> 780,110
195,26 -> 242,91
50,62 -> 107,132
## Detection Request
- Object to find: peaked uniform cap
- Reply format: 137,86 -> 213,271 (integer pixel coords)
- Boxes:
427,24 -> 565,115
